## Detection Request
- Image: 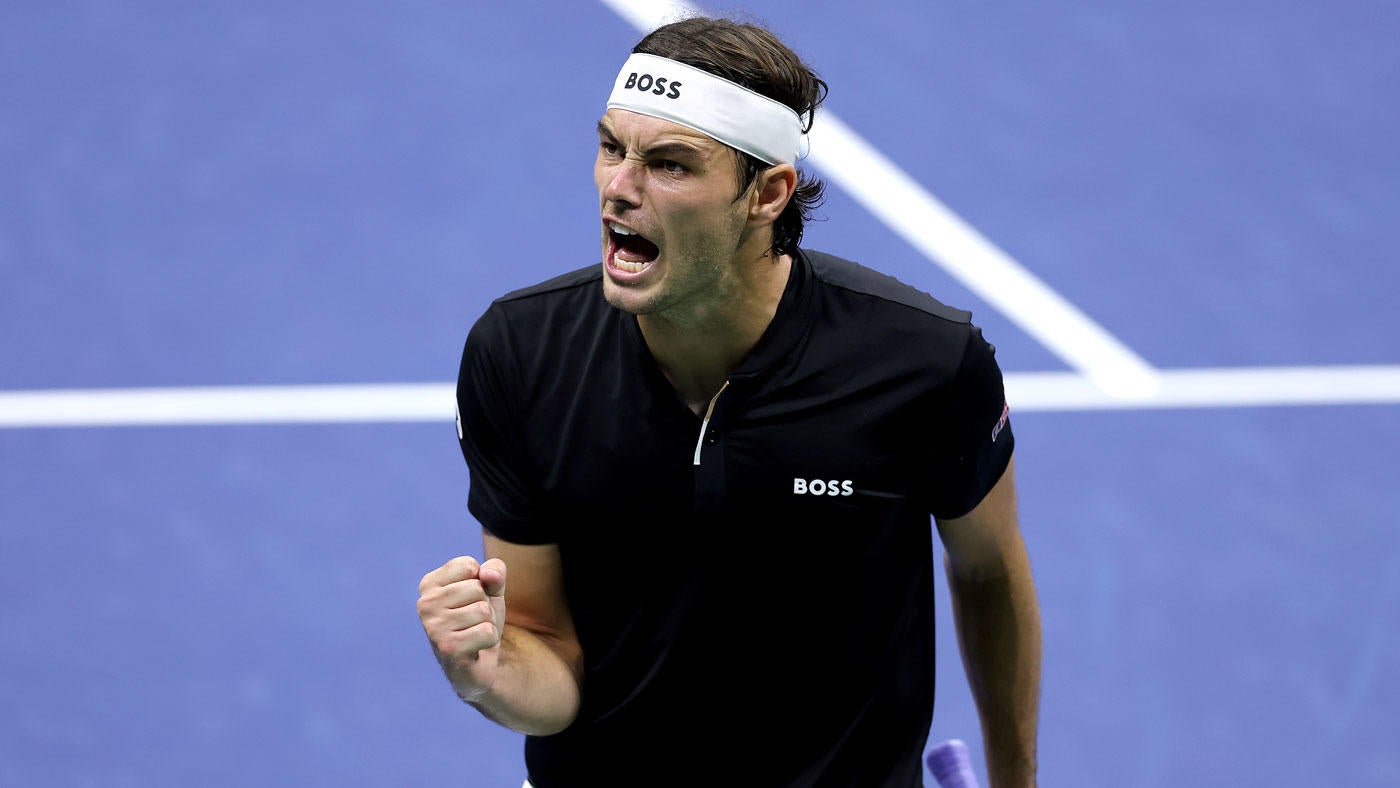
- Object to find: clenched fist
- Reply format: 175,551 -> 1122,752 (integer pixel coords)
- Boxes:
417,556 -> 507,701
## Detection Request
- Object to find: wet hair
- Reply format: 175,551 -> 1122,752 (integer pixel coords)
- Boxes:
632,15 -> 828,258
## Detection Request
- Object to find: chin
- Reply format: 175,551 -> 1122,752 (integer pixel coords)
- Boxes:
601,277 -> 648,315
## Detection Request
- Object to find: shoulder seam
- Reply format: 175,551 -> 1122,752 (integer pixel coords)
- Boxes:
803,249 -> 972,325
495,264 -> 601,304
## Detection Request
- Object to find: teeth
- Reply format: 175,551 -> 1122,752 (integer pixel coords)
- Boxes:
608,222 -> 636,236
611,252 -> 649,273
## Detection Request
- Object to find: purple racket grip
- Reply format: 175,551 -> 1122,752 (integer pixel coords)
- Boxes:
926,738 -> 979,788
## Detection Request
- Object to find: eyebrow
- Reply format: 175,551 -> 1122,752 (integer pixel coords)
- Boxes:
596,120 -> 711,161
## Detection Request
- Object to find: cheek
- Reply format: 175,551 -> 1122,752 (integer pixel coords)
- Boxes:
669,194 -> 730,232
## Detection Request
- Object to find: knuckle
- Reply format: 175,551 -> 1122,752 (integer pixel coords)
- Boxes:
447,555 -> 480,575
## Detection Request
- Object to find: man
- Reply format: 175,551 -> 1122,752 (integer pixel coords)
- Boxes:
418,14 -> 1041,787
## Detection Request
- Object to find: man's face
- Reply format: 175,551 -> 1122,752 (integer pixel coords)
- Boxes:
594,109 -> 755,320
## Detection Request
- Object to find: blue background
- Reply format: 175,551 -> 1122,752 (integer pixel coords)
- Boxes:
3,1 -> 1398,785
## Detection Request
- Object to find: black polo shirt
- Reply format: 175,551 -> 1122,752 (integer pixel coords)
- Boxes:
456,248 -> 1014,787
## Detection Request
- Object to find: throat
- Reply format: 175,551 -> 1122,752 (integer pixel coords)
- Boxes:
646,330 -> 744,417
668,371 -> 730,418
637,252 -> 792,414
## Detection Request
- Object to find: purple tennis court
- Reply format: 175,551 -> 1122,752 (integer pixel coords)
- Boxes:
3,1 -> 1398,785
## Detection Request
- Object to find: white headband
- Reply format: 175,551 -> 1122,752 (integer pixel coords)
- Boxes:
606,53 -> 805,165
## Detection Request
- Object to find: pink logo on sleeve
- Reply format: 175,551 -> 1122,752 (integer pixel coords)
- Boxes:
991,402 -> 1009,443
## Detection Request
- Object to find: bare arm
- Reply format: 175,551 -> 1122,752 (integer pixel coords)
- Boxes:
935,455 -> 1041,786
416,534 -> 583,735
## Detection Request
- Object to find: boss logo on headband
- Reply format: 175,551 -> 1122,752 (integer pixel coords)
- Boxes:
623,72 -> 682,99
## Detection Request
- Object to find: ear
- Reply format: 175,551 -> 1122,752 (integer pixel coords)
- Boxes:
747,163 -> 798,227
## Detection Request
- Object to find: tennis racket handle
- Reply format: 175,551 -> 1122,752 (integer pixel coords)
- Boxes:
926,738 -> 979,788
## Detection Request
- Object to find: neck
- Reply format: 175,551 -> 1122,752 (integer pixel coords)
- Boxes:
640,251 -> 792,414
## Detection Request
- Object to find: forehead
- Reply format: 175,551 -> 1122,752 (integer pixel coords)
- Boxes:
597,108 -> 726,155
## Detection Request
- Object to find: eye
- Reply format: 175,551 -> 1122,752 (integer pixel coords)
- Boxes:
657,159 -> 687,175
599,141 -> 621,158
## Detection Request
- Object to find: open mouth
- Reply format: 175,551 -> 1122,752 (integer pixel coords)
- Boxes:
607,222 -> 660,274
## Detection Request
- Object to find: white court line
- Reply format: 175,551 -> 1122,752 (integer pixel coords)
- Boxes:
0,384 -> 454,429
1006,366 -> 1400,411
2,366 -> 1399,428
597,0 -> 1161,400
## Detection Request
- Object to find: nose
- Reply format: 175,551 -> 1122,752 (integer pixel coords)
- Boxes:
600,159 -> 643,209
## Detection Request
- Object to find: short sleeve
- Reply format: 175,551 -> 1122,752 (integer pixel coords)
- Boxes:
456,306 -> 557,544
927,325 -> 1015,520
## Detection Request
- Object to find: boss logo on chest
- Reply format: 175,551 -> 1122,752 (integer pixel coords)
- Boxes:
623,72 -> 682,99
793,478 -> 855,497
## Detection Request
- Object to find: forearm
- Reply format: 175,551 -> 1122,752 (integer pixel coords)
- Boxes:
945,553 -> 1042,787
449,626 -> 582,736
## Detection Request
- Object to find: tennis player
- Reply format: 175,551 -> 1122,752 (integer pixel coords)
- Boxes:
417,13 -> 1041,786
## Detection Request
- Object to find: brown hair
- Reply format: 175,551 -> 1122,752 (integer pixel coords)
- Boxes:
633,15 -> 828,258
